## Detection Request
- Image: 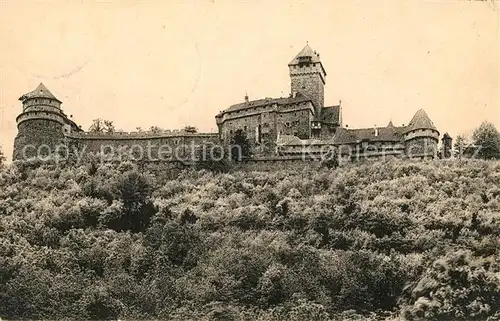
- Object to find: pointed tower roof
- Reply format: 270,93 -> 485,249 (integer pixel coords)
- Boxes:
405,109 -> 437,132
19,83 -> 61,103
387,120 -> 394,127
288,44 -> 322,65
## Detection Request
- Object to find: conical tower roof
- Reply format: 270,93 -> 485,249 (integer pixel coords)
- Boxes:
19,83 -> 61,103
288,44 -> 322,65
405,109 -> 437,132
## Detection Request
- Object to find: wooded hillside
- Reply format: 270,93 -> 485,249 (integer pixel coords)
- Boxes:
1,159 -> 499,320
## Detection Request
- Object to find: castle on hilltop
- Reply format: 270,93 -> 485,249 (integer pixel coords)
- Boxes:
13,44 -> 444,163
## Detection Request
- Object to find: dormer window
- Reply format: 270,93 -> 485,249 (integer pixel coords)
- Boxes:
298,56 -> 312,67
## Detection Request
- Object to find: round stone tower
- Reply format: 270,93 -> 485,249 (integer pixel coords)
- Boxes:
13,83 -> 68,160
403,109 -> 440,159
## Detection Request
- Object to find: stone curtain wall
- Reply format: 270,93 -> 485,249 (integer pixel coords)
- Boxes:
66,133 -> 220,163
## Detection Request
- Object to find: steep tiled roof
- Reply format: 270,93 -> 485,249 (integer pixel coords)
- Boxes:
332,125 -> 405,144
405,109 -> 437,132
277,124 -> 406,147
288,44 -> 322,65
19,83 -> 61,103
320,105 -> 340,125
277,134 -> 304,146
302,138 -> 329,145
276,135 -> 330,146
221,94 -> 311,114
330,109 -> 438,145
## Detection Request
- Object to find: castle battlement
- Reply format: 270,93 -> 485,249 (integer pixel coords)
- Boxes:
67,130 -> 219,140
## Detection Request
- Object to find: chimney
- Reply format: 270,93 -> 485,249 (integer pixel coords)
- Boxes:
244,92 -> 249,102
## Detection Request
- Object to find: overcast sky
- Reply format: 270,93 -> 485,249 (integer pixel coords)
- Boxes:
0,0 -> 498,160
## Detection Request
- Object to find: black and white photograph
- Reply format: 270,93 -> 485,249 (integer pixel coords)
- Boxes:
0,0 -> 499,320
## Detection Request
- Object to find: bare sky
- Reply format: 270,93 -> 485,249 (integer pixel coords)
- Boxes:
0,0 -> 498,160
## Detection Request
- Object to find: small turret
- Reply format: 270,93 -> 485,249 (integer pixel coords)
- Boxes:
441,132 -> 453,159
19,83 -> 62,111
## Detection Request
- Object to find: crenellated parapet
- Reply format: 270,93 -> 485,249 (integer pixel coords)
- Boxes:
68,130 -> 219,140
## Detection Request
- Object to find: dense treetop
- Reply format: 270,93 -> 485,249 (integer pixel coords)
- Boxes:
0,158 -> 499,320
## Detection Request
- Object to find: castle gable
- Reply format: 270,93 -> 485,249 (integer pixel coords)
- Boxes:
319,105 -> 340,125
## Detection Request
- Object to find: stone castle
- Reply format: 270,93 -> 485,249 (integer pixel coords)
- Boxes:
13,44 -> 444,162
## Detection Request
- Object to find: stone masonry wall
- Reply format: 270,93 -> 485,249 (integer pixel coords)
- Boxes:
67,133 -> 220,163
404,137 -> 438,158
13,119 -> 65,160
217,102 -> 314,155
290,72 -> 324,112
276,109 -> 311,139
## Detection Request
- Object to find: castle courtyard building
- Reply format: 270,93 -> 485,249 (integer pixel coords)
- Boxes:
216,44 -> 440,160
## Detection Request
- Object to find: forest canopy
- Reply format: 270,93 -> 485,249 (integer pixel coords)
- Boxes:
0,158 -> 499,320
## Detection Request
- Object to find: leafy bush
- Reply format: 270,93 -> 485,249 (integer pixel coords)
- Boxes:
0,159 -> 499,320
